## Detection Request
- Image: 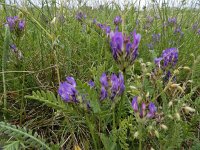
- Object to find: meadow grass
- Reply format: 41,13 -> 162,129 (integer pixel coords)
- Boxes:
0,0 -> 200,149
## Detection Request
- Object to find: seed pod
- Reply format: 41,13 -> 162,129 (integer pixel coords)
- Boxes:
134,131 -> 139,138
154,130 -> 159,138
168,101 -> 173,107
183,106 -> 195,114
175,112 -> 181,121
160,124 -> 168,130
183,66 -> 190,70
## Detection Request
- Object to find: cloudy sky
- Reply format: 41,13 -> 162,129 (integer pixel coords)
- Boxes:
6,0 -> 199,9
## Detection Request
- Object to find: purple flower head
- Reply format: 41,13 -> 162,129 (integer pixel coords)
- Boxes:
132,97 -> 138,112
110,30 -> 141,66
152,33 -> 161,43
118,73 -> 125,94
58,76 -> 78,102
88,80 -> 95,88
146,16 -> 154,23
100,73 -> 125,100
100,73 -> 108,87
154,57 -> 163,68
147,102 -> 157,118
10,44 -> 17,52
76,12 -> 86,21
114,16 -> 122,25
136,19 -> 140,25
105,26 -> 111,34
168,17 -> 177,25
66,77 -> 76,87
147,43 -> 154,49
6,16 -> 18,30
100,86 -> 108,100
18,20 -> 25,30
192,23 -> 198,30
110,32 -> 123,60
197,29 -> 200,35
93,18 -> 97,24
162,48 -> 178,67
140,103 -> 146,118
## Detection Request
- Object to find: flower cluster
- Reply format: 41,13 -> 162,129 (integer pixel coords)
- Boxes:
100,73 -> 125,100
168,17 -> 177,25
114,16 -> 122,26
154,48 -> 178,69
58,77 -> 78,103
10,44 -> 23,60
132,97 -> 157,118
152,33 -> 161,43
109,30 -> 141,69
97,23 -> 111,35
76,12 -> 86,22
6,16 -> 25,31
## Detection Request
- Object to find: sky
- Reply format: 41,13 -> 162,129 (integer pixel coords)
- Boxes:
5,0 -> 199,9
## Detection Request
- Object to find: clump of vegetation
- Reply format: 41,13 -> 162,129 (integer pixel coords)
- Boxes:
0,0 -> 200,149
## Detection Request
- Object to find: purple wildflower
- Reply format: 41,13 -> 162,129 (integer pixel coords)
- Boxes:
147,102 -> 157,118
197,29 -> 200,35
192,23 -> 198,30
154,57 -> 163,68
10,44 -> 23,60
110,30 -> 141,66
162,48 -> 178,67
152,33 -> 161,43
100,73 -> 108,87
146,16 -> 154,23
18,20 -> 25,30
132,97 -> 138,112
136,19 -> 140,26
6,16 -> 18,30
147,43 -> 154,49
10,44 -> 17,52
114,16 -> 122,25
140,103 -> 146,118
76,12 -> 86,21
100,86 -> 108,100
100,72 -> 125,100
93,18 -> 97,24
88,80 -> 95,88
58,77 -> 78,102
168,17 -> 177,25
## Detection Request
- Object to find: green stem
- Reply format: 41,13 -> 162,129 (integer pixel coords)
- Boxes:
85,113 -> 98,150
139,139 -> 142,150
2,25 -> 10,120
112,107 -> 115,129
